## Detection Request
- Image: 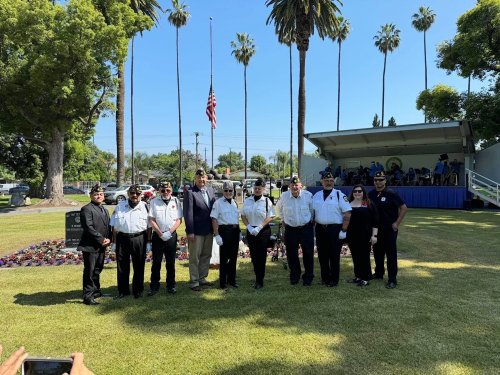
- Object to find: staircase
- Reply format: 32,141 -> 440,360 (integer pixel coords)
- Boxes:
466,169 -> 500,207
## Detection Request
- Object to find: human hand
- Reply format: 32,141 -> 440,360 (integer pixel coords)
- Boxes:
253,225 -> 263,235
246,225 -> 255,234
0,345 -> 28,375
338,230 -> 347,240
146,242 -> 152,252
188,234 -> 195,240
110,243 -> 116,252
102,238 -> 111,246
63,352 -> 94,375
392,222 -> 399,232
215,235 -> 223,246
161,231 -> 172,241
370,235 -> 378,245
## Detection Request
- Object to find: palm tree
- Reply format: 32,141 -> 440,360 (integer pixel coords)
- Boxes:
374,23 -> 401,127
166,0 -> 190,188
412,6 -> 436,123
329,16 -> 350,131
231,32 -> 256,180
277,31 -> 295,180
266,0 -> 342,177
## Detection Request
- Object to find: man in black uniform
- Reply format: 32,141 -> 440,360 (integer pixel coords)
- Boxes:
368,171 -> 408,289
77,184 -> 111,305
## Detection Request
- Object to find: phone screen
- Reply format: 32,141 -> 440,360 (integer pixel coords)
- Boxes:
22,358 -> 73,375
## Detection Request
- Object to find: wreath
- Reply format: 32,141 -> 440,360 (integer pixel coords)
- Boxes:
385,157 -> 403,171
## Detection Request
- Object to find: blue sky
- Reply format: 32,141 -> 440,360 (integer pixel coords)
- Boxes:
94,0 -> 482,166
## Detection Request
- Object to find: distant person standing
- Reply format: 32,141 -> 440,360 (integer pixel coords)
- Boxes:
211,181 -> 241,290
183,169 -> 216,291
77,184 -> 111,305
368,171 -> 408,289
110,185 -> 151,299
276,176 -> 315,286
147,181 -> 182,296
312,172 -> 352,287
241,179 -> 275,289
434,158 -> 444,186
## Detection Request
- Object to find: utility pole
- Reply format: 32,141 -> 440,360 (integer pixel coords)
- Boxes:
229,147 -> 232,170
204,147 -> 207,164
194,132 -> 200,168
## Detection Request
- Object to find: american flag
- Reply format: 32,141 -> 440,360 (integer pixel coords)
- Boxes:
206,84 -> 217,129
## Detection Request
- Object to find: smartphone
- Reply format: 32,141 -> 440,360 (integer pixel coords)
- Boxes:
22,357 -> 73,375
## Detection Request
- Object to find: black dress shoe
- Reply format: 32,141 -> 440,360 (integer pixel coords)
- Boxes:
327,282 -> 338,287
386,281 -> 397,289
200,281 -> 214,287
303,282 -> 312,287
134,292 -> 143,299
83,298 -> 99,305
229,283 -> 239,288
347,278 -> 361,284
147,290 -> 158,297
357,280 -> 370,287
114,293 -> 128,300
254,283 -> 263,290
190,286 -> 202,292
167,287 -> 177,294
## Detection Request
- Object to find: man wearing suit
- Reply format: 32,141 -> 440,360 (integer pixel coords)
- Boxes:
183,169 -> 216,291
77,184 -> 111,305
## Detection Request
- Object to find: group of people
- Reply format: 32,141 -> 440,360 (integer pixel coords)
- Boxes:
77,166 -> 408,305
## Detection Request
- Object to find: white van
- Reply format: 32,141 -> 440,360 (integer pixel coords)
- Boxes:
0,183 -> 17,195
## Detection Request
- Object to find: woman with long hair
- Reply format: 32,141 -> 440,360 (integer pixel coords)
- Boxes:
346,184 -> 379,286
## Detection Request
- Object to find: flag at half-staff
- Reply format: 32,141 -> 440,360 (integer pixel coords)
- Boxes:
206,84 -> 217,129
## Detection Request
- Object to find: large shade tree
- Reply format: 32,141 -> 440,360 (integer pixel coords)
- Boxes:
329,16 -> 350,131
231,32 -> 256,180
0,0 -> 131,205
374,23 -> 401,127
412,6 -> 436,123
266,0 -> 342,176
167,0 -> 190,187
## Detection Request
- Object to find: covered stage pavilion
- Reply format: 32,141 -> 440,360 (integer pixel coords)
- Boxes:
302,121 -> 475,209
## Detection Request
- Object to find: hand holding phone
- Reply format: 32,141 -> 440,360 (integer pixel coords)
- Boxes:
0,345 -> 28,375
22,357 -> 73,375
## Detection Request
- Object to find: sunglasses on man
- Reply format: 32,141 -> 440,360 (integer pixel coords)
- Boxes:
160,188 -> 172,192
224,189 -> 233,192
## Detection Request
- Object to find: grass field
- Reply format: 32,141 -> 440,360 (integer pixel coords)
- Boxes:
0,209 -> 499,374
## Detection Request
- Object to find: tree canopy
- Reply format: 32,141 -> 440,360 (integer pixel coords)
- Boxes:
416,84 -> 461,122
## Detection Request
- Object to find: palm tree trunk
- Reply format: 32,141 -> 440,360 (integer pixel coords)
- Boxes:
116,62 -> 125,186
424,30 -> 428,123
244,65 -> 248,180
337,41 -> 341,132
176,27 -> 183,186
298,49 -> 306,178
289,44 -> 293,178
381,52 -> 387,127
131,36 -> 135,185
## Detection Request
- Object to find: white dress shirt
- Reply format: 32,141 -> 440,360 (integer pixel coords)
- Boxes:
277,189 -> 313,227
210,198 -> 239,225
312,189 -> 351,225
149,196 -> 182,232
110,200 -> 149,233
242,196 -> 275,226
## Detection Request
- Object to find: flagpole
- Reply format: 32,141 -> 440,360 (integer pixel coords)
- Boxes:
210,17 -> 214,169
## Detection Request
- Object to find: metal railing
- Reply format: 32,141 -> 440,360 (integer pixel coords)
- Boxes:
466,168 -> 500,207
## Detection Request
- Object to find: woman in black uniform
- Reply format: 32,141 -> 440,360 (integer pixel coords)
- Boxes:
346,184 -> 379,286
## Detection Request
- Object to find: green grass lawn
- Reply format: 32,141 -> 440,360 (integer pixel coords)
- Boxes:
0,209 -> 499,374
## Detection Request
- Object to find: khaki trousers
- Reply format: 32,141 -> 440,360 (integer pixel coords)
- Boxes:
188,234 -> 213,287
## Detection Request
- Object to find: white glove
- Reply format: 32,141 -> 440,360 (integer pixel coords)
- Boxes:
146,242 -> 152,251
370,235 -> 378,245
246,224 -> 255,233
250,227 -> 260,236
253,225 -> 263,235
338,230 -> 347,240
110,243 -> 116,252
215,235 -> 223,246
161,231 -> 172,241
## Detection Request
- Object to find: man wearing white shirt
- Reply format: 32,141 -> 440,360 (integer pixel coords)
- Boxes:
276,176 -> 314,286
312,172 -> 351,287
148,181 -> 182,296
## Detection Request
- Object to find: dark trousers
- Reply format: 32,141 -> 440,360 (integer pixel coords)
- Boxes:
117,232 -> 147,295
150,232 -> 177,291
82,251 -> 105,301
348,237 -> 373,281
218,225 -> 240,287
315,224 -> 343,285
373,227 -> 398,283
284,223 -> 314,284
247,226 -> 271,285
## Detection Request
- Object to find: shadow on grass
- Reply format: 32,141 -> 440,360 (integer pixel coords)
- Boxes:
13,287 -> 118,306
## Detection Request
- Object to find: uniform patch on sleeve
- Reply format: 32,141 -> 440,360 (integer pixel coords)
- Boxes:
343,196 -> 349,202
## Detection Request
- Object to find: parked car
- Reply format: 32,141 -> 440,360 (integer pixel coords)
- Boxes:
104,184 -> 156,204
103,182 -> 118,191
0,184 -> 17,195
63,186 -> 86,195
9,185 -> 30,195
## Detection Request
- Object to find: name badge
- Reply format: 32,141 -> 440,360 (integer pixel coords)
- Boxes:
381,197 -> 386,202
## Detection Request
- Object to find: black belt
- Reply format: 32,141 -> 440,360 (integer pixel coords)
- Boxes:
118,231 -> 146,238
248,225 -> 270,230
219,224 -> 240,229
316,223 -> 342,228
285,222 -> 311,229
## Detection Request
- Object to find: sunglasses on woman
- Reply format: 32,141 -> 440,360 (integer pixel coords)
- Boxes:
353,189 -> 363,193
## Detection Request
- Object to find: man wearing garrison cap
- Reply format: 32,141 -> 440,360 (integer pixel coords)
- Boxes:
77,184 -> 111,305
183,169 -> 216,291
